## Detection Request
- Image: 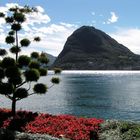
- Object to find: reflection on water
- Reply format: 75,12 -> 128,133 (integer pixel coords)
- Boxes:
1,71 -> 140,121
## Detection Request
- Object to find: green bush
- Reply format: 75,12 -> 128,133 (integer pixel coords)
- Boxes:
20,38 -> 31,47
29,61 -> 40,69
39,68 -> 47,76
33,83 -> 47,94
51,77 -> 60,84
2,57 -> 15,68
24,69 -> 40,82
18,55 -> 31,67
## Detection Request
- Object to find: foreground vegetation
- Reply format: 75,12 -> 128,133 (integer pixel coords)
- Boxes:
1,108 -> 140,140
0,5 -> 60,116
0,108 -> 103,140
99,120 -> 140,140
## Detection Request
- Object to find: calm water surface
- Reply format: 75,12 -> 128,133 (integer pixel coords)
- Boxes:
1,71 -> 140,121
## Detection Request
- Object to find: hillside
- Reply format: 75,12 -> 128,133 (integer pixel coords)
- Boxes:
53,26 -> 140,70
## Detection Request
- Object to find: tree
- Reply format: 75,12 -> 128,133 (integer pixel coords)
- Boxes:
0,5 -> 60,116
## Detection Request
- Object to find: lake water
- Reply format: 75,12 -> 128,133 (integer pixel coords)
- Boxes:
1,71 -> 140,121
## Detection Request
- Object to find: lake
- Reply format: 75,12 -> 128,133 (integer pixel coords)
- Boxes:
1,71 -> 140,121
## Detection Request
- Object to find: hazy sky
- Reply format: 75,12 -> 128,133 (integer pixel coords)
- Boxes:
0,0 -> 140,56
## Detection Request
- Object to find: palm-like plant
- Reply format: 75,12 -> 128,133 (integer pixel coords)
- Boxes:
0,5 -> 61,116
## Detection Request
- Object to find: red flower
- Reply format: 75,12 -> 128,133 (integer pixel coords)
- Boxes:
0,108 -> 103,140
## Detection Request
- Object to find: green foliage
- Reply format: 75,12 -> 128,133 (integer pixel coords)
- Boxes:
54,68 -> 62,74
0,60 -> 2,67
24,69 -> 40,82
0,49 -> 7,56
5,17 -> 14,23
5,66 -> 21,78
29,61 -> 40,69
40,52 -> 46,57
0,68 -> 5,79
120,122 -> 140,140
11,23 -> 21,31
31,52 -> 39,59
18,55 -> 31,67
10,46 -> 21,54
2,57 -> 15,68
8,31 -> 15,36
0,5 -> 61,116
120,122 -> 130,133
20,38 -> 31,47
0,12 -> 5,17
33,83 -> 47,94
9,76 -> 22,85
39,68 -> 47,76
15,88 -> 28,99
5,36 -> 15,44
51,77 -> 60,84
13,12 -> 26,23
38,57 -> 49,64
34,37 -> 41,42
0,83 -> 13,95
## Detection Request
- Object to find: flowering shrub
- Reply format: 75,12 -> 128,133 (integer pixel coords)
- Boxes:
0,108 -> 103,140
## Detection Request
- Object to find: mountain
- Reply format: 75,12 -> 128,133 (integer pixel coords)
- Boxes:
53,26 -> 140,70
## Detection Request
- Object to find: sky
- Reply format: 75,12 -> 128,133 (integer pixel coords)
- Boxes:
0,0 -> 140,56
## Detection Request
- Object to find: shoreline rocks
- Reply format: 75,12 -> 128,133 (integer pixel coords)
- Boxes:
0,129 -> 61,140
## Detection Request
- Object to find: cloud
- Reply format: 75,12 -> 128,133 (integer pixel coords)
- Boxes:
60,22 -> 77,28
36,6 -> 45,13
91,12 -> 95,16
26,23 -> 77,56
109,28 -> 140,54
25,11 -> 51,26
107,12 -> 118,24
103,12 -> 118,24
0,3 -> 77,56
6,3 -> 19,8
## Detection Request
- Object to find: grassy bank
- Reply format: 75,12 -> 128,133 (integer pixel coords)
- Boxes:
99,120 -> 140,140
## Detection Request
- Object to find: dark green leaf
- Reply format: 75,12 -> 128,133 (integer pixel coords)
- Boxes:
33,83 -> 47,94
24,69 -> 40,82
